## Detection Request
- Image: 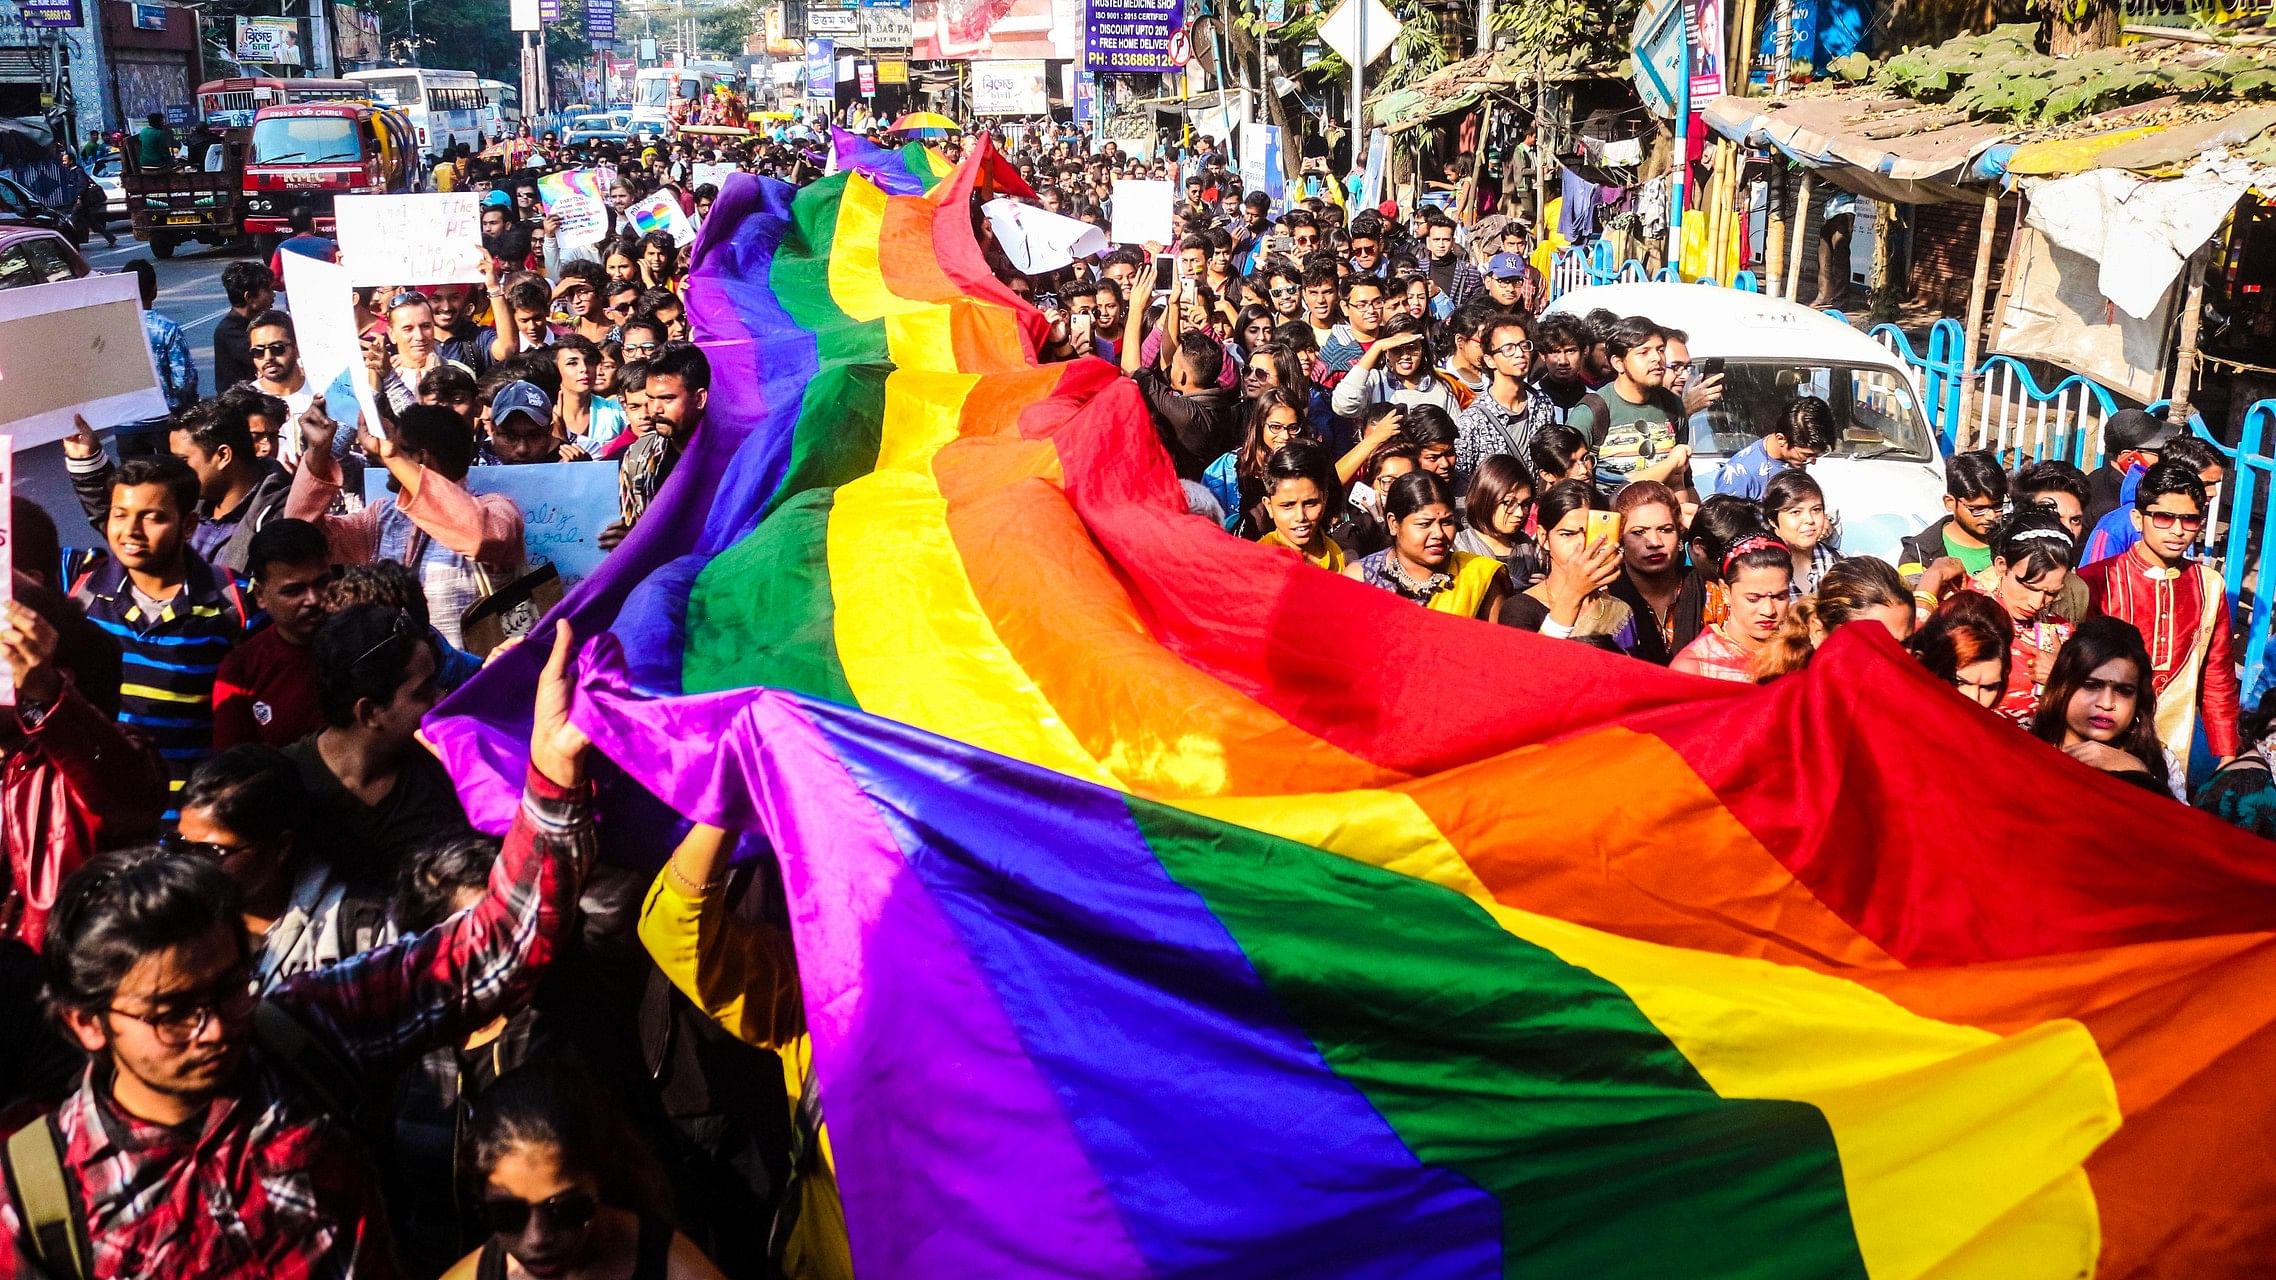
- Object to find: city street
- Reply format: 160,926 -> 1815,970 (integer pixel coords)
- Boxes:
20,229 -> 262,540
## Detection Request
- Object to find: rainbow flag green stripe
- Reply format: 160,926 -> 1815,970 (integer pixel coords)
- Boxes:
1130,799 -> 1871,1277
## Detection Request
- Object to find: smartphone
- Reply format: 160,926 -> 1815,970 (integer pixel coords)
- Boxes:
1035,292 -> 1062,315
1585,510 -> 1623,549
1152,253 -> 1174,282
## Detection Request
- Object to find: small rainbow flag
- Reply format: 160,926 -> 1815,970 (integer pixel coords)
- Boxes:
431,140 -> 2276,1276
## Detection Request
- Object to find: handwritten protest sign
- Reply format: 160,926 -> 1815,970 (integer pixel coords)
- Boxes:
0,272 -> 166,447
364,458 -> 623,584
626,191 -> 697,246
280,251 -> 383,441
1109,179 -> 1173,247
538,170 -> 611,249
333,192 -> 490,287
692,162 -> 737,191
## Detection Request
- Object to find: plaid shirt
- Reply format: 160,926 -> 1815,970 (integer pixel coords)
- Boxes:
0,769 -> 593,1280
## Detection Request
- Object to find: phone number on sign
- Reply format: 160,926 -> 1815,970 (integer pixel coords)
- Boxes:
1090,50 -> 1179,67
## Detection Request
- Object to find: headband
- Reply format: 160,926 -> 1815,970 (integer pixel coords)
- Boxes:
1721,534 -> 1787,578
2007,528 -> 2074,548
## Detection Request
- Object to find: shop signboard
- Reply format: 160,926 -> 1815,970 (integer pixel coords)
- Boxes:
860,6 -> 912,46
235,17 -> 306,65
971,59 -> 1048,114
18,0 -> 79,28
1082,0 -> 1181,73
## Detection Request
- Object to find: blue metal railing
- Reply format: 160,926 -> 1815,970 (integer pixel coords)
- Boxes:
1546,249 -> 1765,298
2222,402 -> 2276,694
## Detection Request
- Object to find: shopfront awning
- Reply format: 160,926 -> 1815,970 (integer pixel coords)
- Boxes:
1700,92 -> 2011,203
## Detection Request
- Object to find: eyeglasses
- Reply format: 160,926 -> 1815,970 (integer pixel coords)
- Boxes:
248,340 -> 294,359
2145,510 -> 2207,531
622,340 -> 662,355
483,1191 -> 600,1238
350,610 -> 418,670
1269,285 -> 1299,296
108,976 -> 255,1048
1493,342 -> 1534,358
1348,299 -> 1384,312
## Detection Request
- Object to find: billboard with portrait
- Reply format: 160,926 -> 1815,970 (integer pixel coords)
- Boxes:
913,0 -> 1081,61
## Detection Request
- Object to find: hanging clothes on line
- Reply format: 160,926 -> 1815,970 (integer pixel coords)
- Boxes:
1559,167 -> 1601,242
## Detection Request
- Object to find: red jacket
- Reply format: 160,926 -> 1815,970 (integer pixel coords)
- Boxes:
0,680 -> 168,950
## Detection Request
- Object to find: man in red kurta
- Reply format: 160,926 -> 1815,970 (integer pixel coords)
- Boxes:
2077,460 -> 2240,777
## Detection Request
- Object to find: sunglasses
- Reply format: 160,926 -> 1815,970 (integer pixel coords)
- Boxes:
247,340 -> 294,359
350,610 -> 418,669
386,290 -> 430,312
482,1190 -> 600,1238
2144,510 -> 2207,531
623,340 -> 662,355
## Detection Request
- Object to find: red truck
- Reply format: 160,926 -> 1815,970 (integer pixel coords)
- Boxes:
240,101 -> 419,256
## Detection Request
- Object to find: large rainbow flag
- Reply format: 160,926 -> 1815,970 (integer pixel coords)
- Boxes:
431,140 -> 2276,1276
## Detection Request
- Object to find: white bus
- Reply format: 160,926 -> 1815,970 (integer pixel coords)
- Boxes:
477,78 -> 520,137
344,67 -> 487,155
630,62 -> 738,135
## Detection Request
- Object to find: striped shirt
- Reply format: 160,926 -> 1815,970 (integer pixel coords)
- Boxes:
73,554 -> 249,814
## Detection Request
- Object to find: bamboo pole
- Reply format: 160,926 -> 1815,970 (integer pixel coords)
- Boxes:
1533,56 -> 1550,244
1959,188 -> 1999,429
1468,100 -> 1494,224
2170,245 -> 2213,428
1786,168 -> 1813,299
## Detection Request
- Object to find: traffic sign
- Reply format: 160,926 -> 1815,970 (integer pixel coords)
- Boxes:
1168,29 -> 1191,64
1631,0 -> 1686,120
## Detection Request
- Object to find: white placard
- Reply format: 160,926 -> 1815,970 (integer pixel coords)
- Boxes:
333,192 -> 491,288
1109,179 -> 1174,247
692,162 -> 738,190
0,271 -> 167,448
537,170 -> 610,250
626,191 -> 697,247
279,250 -> 384,440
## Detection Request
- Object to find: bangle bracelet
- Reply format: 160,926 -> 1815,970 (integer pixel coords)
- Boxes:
666,856 -> 722,895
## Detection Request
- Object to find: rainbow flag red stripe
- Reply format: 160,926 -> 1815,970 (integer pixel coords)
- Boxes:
431,141 -> 2276,1276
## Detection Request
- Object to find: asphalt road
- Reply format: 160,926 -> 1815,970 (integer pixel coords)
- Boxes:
21,225 -> 262,546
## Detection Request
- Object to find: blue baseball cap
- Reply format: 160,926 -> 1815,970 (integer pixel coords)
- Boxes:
489,380 -> 552,428
1486,252 -> 1531,279
480,189 -> 514,209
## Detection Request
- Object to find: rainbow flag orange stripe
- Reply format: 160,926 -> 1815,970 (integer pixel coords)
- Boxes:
431,140 -> 2276,1276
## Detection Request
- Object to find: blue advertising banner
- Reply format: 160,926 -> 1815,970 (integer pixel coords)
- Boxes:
19,0 -> 80,27
1083,0 -> 1181,74
587,0 -> 616,40
807,39 -> 837,96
